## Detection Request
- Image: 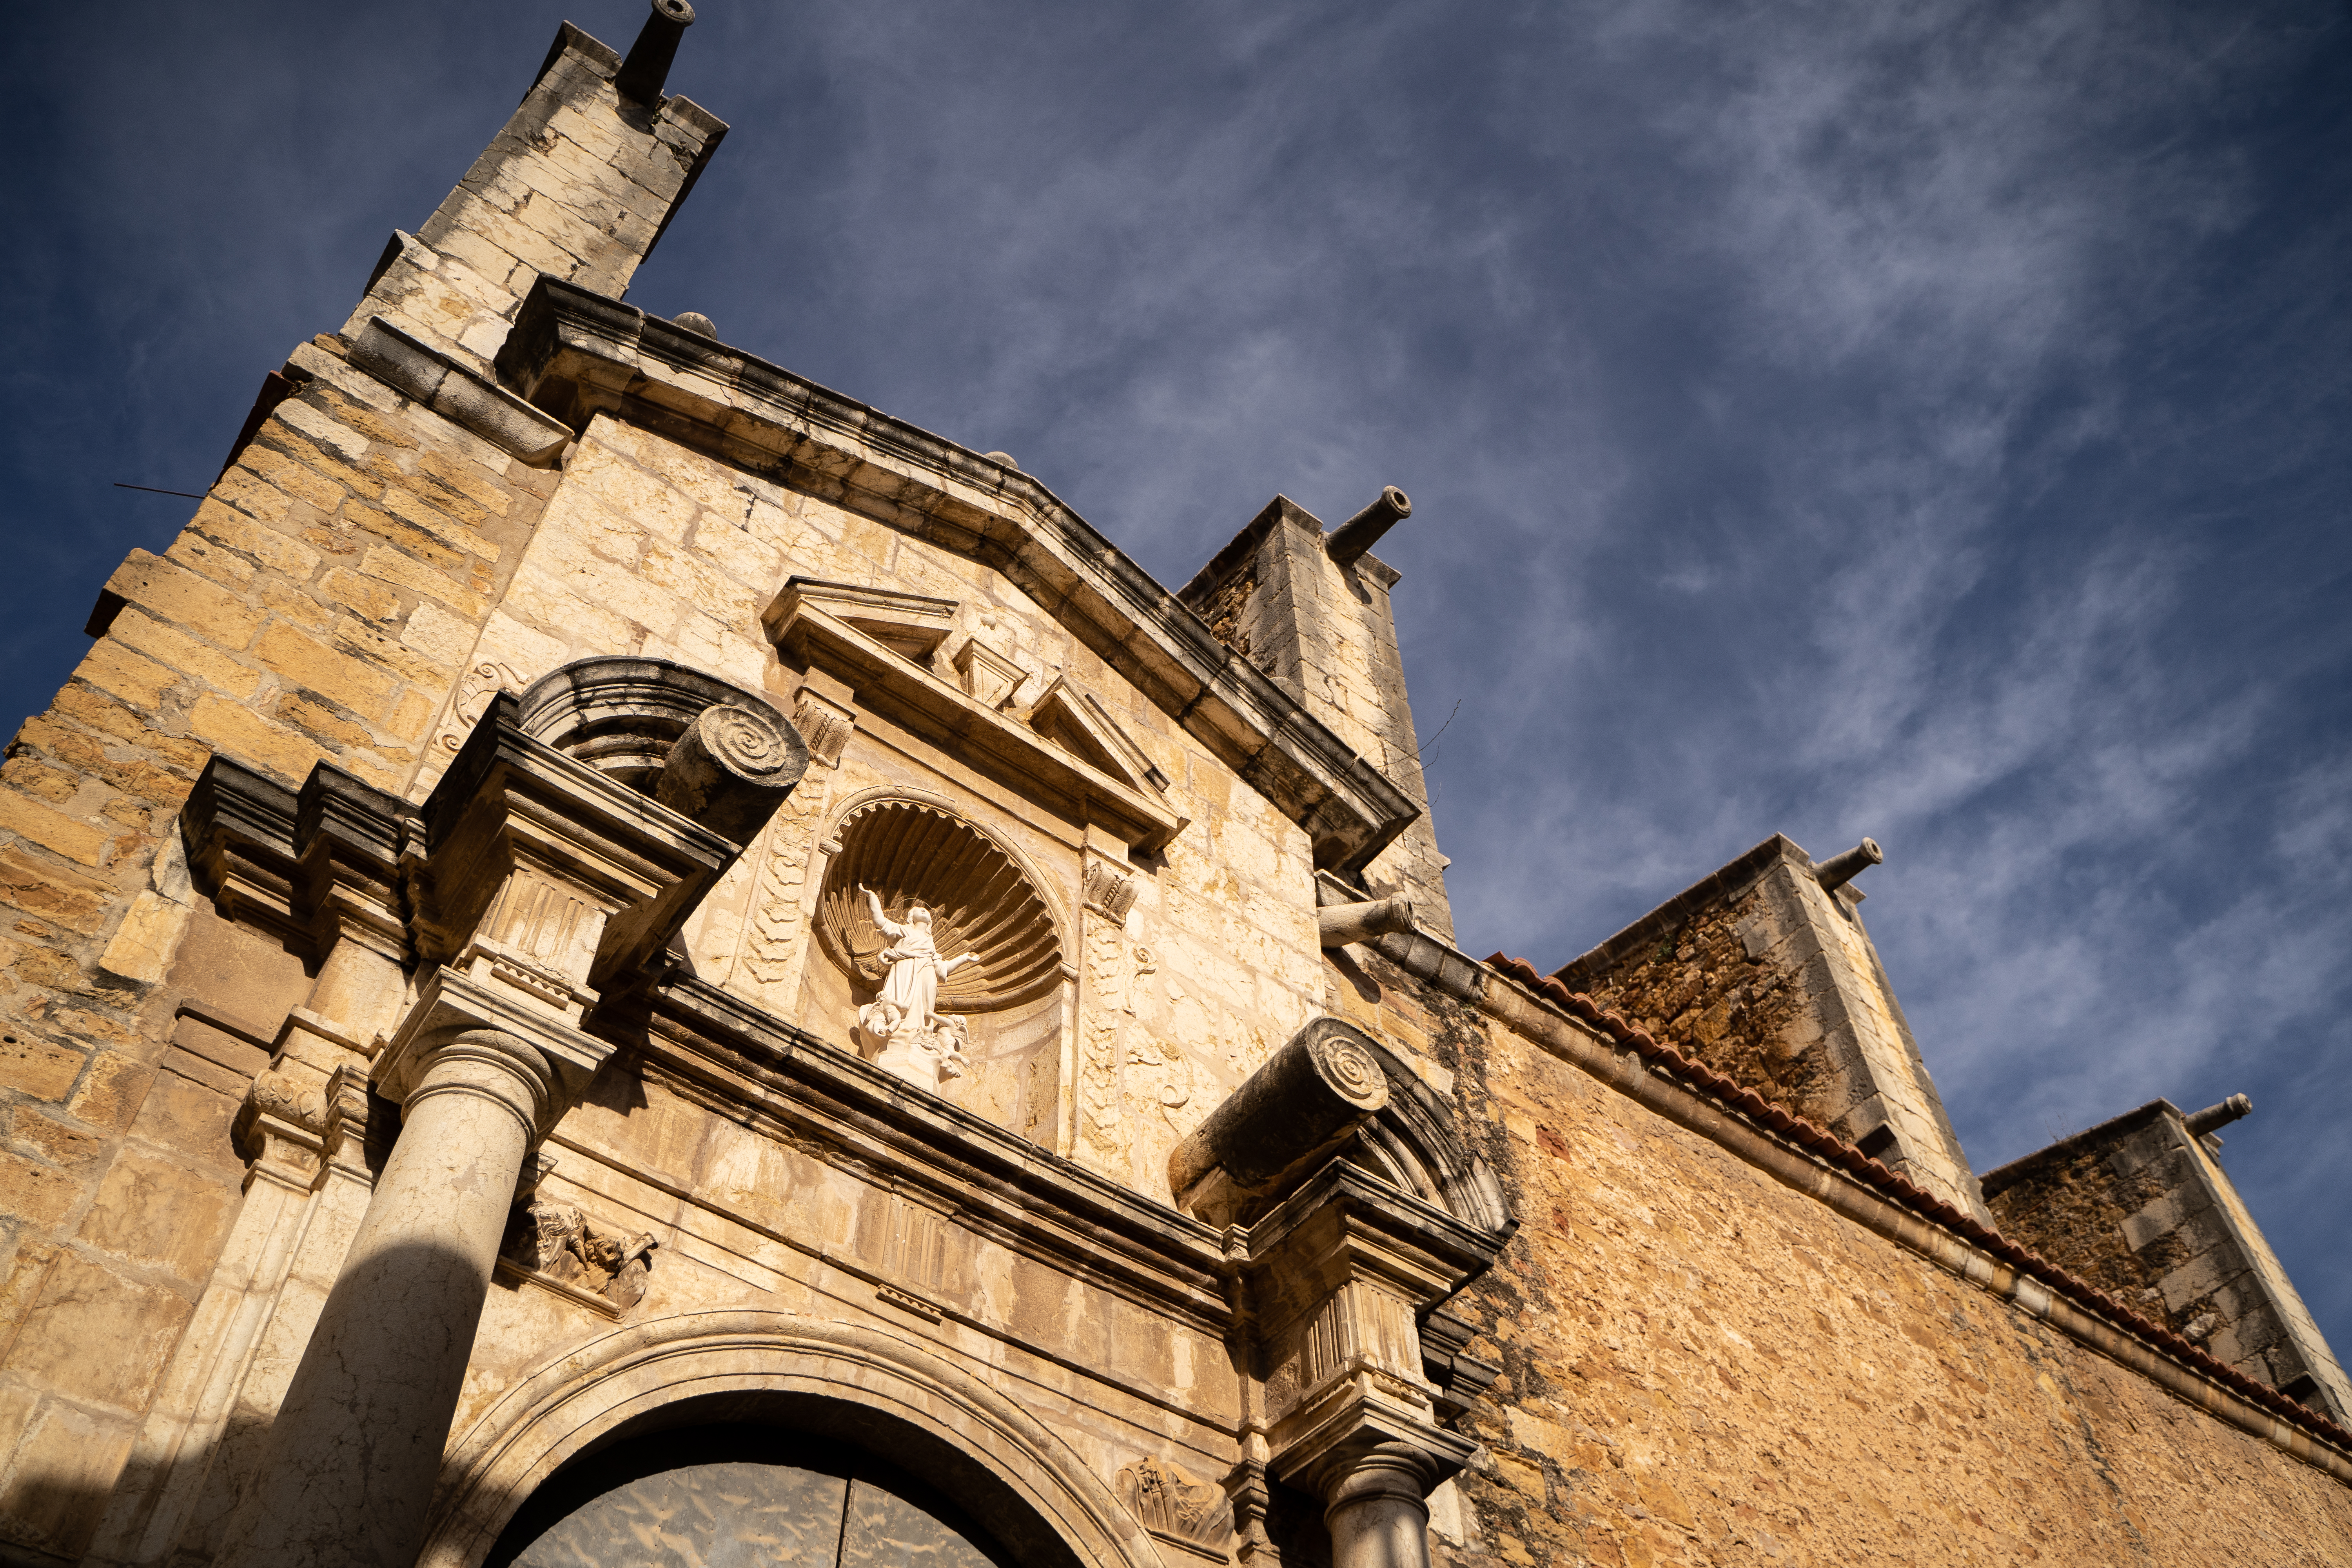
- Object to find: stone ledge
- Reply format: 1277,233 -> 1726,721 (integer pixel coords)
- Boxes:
350,316 -> 571,466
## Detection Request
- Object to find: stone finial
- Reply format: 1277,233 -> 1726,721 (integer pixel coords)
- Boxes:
982,450 -> 1020,470
1326,485 -> 1413,565
653,701 -> 809,846
615,0 -> 697,104
2185,1093 -> 2253,1139
671,310 -> 718,338
1813,837 -> 1883,893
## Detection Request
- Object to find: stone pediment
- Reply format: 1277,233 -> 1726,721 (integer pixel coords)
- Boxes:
769,578 -> 958,663
763,577 -> 1188,856
1028,676 -> 1170,796
495,276 -> 1419,874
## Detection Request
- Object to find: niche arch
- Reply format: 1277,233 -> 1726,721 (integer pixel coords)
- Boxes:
515,655 -> 795,789
417,1309 -> 1164,1568
811,787 -> 1073,1014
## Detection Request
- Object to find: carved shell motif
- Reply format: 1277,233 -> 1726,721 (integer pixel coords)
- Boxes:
814,800 -> 1063,1012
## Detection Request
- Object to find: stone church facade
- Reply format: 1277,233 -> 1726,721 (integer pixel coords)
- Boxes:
0,9 -> 2347,1566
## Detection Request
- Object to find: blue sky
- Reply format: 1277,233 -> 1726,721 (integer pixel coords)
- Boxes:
6,3 -> 2347,1358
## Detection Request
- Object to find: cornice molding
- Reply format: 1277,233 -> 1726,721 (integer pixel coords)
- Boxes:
494,277 -> 1419,874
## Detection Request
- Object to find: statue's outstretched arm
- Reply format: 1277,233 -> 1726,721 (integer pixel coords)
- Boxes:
860,884 -> 902,938
938,951 -> 982,976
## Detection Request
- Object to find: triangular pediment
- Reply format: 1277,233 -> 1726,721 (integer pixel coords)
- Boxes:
1028,677 -> 1168,795
768,579 -> 958,662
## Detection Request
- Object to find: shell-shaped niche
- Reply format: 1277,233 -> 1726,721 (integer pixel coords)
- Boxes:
515,657 -> 788,790
814,800 -> 1063,1012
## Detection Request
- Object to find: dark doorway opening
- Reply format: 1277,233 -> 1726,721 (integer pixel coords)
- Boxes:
487,1422 -> 1017,1568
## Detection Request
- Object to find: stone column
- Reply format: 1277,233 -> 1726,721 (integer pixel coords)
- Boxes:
1321,1445 -> 1442,1568
216,1029 -> 560,1568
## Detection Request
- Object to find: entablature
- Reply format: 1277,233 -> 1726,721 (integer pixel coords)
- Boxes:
630,973 -> 1237,1335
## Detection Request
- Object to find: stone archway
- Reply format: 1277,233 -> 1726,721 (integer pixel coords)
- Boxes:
483,1421 -> 1007,1567
416,1311 -> 1167,1568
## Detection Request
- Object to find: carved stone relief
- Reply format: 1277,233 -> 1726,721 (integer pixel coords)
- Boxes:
1113,1457 -> 1236,1563
953,632 -> 1027,710
815,801 -> 1062,1013
793,686 -> 857,769
1074,898 -> 1132,1173
499,1196 -> 661,1313
432,660 -> 526,756
1082,857 -> 1140,922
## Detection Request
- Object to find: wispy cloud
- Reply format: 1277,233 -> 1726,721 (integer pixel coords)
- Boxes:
5,0 -> 2345,1351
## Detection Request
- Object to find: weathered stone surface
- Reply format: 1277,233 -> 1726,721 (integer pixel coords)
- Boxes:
1554,832 -> 1990,1223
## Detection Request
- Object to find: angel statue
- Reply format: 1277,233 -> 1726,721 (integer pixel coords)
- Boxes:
858,887 -> 982,1093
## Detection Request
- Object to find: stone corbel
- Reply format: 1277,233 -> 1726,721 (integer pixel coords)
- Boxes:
791,670 -> 858,769
1176,1018 -> 1512,1568
1082,855 -> 1140,924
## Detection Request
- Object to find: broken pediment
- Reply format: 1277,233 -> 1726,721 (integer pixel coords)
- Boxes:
953,635 -> 1028,710
1028,677 -> 1169,795
764,578 -> 959,663
764,579 -> 1188,855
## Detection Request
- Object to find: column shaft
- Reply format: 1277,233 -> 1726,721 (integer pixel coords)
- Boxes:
1323,1446 -> 1438,1568
219,1033 -> 553,1568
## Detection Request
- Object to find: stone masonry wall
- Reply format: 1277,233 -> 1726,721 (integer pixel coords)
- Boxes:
348,24 -> 724,374
1323,944 -> 2352,1566
0,340 -> 557,1563
1179,498 -> 1456,941
1988,1109 -> 2352,1423
1556,838 -> 1988,1223
1984,1129 -> 2184,1334
429,413 -> 1329,1205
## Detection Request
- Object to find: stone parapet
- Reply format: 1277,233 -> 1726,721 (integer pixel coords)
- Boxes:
1551,832 -> 1989,1223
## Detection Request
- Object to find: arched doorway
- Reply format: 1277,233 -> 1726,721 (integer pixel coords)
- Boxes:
487,1423 -> 1010,1568
418,1310 -> 1164,1568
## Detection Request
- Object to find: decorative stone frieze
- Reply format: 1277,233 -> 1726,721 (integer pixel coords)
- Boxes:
1113,1456 -> 1234,1563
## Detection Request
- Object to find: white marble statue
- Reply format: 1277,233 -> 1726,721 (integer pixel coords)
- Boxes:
858,886 -> 981,1093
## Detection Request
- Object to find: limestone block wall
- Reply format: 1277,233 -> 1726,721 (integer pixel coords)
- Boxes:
0,339 -> 561,1563
422,413 -> 1330,1204
1180,497 -> 1456,941
1985,1103 -> 2352,1424
1323,942 -> 2352,1566
1554,833 -> 1989,1224
348,23 -> 726,372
